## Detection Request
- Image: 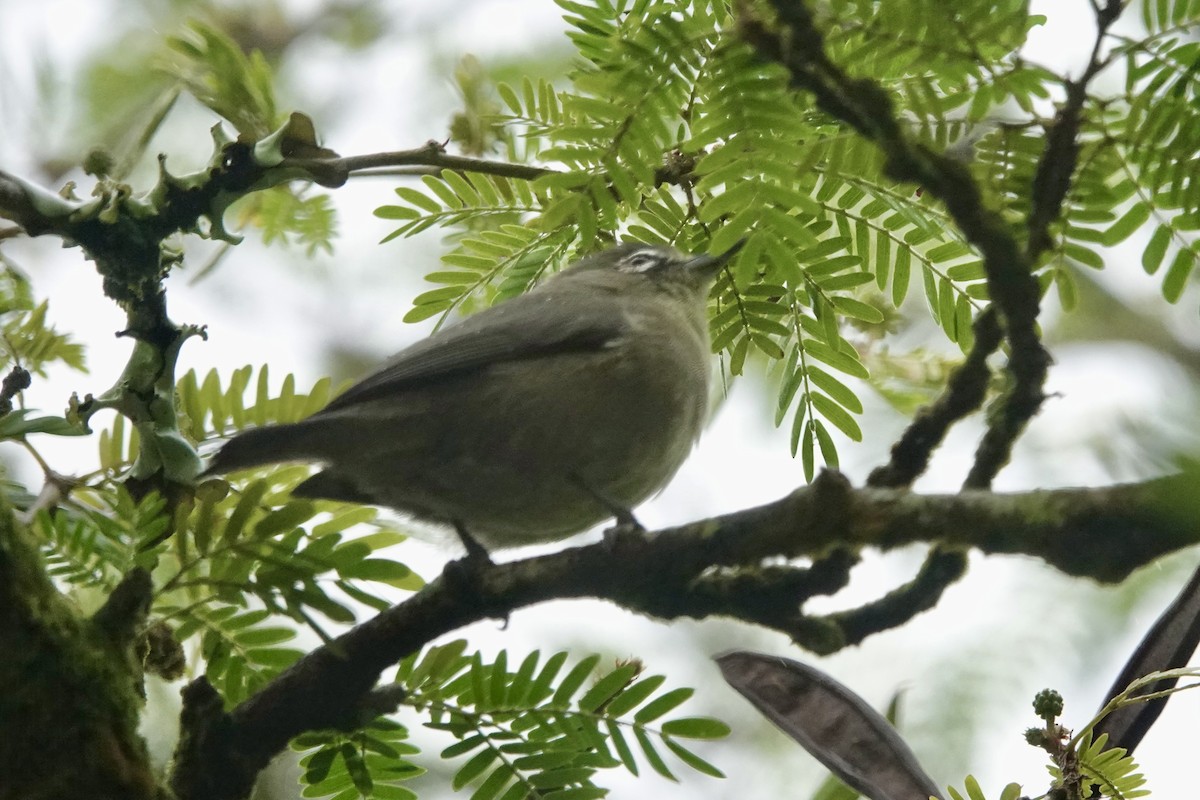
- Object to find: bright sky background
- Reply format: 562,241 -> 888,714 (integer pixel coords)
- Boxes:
1,1 -> 1198,798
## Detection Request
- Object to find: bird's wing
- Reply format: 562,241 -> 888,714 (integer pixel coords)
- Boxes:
320,289 -> 626,412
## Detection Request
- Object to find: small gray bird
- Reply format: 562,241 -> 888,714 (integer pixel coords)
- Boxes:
205,241 -> 742,552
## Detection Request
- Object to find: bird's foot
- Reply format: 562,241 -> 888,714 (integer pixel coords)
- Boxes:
600,501 -> 647,554
453,521 -> 494,567
570,473 -> 645,534
441,521 -> 496,599
441,524 -> 510,626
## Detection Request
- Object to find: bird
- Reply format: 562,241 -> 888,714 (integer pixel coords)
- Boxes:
203,240 -> 743,555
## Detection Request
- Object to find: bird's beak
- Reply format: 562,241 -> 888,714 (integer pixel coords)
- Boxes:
683,238 -> 748,279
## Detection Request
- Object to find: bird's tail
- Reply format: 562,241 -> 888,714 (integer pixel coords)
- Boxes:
202,420 -> 327,476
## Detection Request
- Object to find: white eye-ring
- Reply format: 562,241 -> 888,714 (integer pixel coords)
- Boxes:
625,251 -> 663,273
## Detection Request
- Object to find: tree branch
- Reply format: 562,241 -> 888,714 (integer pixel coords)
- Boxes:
965,0 -> 1123,490
855,308 -> 1003,638
0,510 -> 158,800
0,169 -> 82,235
868,308 -> 1004,489
1025,0 -> 1124,261
737,2 -> 1125,637
170,471 -> 1200,800
283,139 -> 696,190
0,131 -> 573,494
271,140 -> 556,188
739,1 -> 1052,491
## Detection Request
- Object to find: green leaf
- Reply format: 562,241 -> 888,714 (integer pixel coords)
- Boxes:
1162,248 -> 1196,303
221,480 -> 269,545
962,775 -> 986,800
830,296 -> 884,323
662,738 -> 725,778
807,367 -> 863,414
312,507 -> 379,537
802,340 -> 869,379
527,766 -> 595,789
892,247 -> 912,306
634,726 -> 676,781
552,654 -> 601,708
504,651 -> 541,709
579,664 -> 639,712
1143,225 -> 1171,274
925,241 -> 971,262
1064,241 -> 1104,270
800,417 -> 816,478
245,647 -> 303,668
0,411 -> 87,439
506,650 -> 559,705
338,558 -> 417,586
252,501 -> 316,538
471,761 -> 514,800
806,255 -> 863,277
633,687 -> 693,723
817,272 -> 875,291
603,674 -> 666,718
811,392 -> 864,441
946,261 -> 986,281
490,650 -> 509,709
1103,203 -> 1151,246
470,652 -> 489,711
441,735 -> 487,760
235,627 -> 295,646
453,748 -> 498,790
302,746 -> 337,784
540,788 -> 607,800
998,783 -> 1023,800
394,186 -> 443,214
606,720 -> 638,775
660,717 -> 731,740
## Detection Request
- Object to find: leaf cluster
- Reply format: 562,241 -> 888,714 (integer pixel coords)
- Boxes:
157,23 -> 339,259
0,266 -> 85,378
372,0 -> 1060,477
291,641 -> 729,800
162,20 -> 281,138
27,367 -> 418,704
296,719 -> 423,800
943,776 -> 1023,800
1101,9 -> 1200,305
1060,733 -> 1149,800
232,186 -> 338,258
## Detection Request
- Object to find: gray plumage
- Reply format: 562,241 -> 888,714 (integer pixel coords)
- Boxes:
205,241 -> 740,549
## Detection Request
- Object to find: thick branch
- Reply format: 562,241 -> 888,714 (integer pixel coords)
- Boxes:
0,169 -> 81,235
170,472 -> 1200,800
0,511 -> 158,800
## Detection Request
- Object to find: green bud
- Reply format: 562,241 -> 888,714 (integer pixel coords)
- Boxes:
1032,688 -> 1063,721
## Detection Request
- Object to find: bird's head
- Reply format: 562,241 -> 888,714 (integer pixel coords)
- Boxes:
562,240 -> 746,292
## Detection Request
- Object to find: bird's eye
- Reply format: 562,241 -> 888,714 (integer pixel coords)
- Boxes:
624,251 -> 663,273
